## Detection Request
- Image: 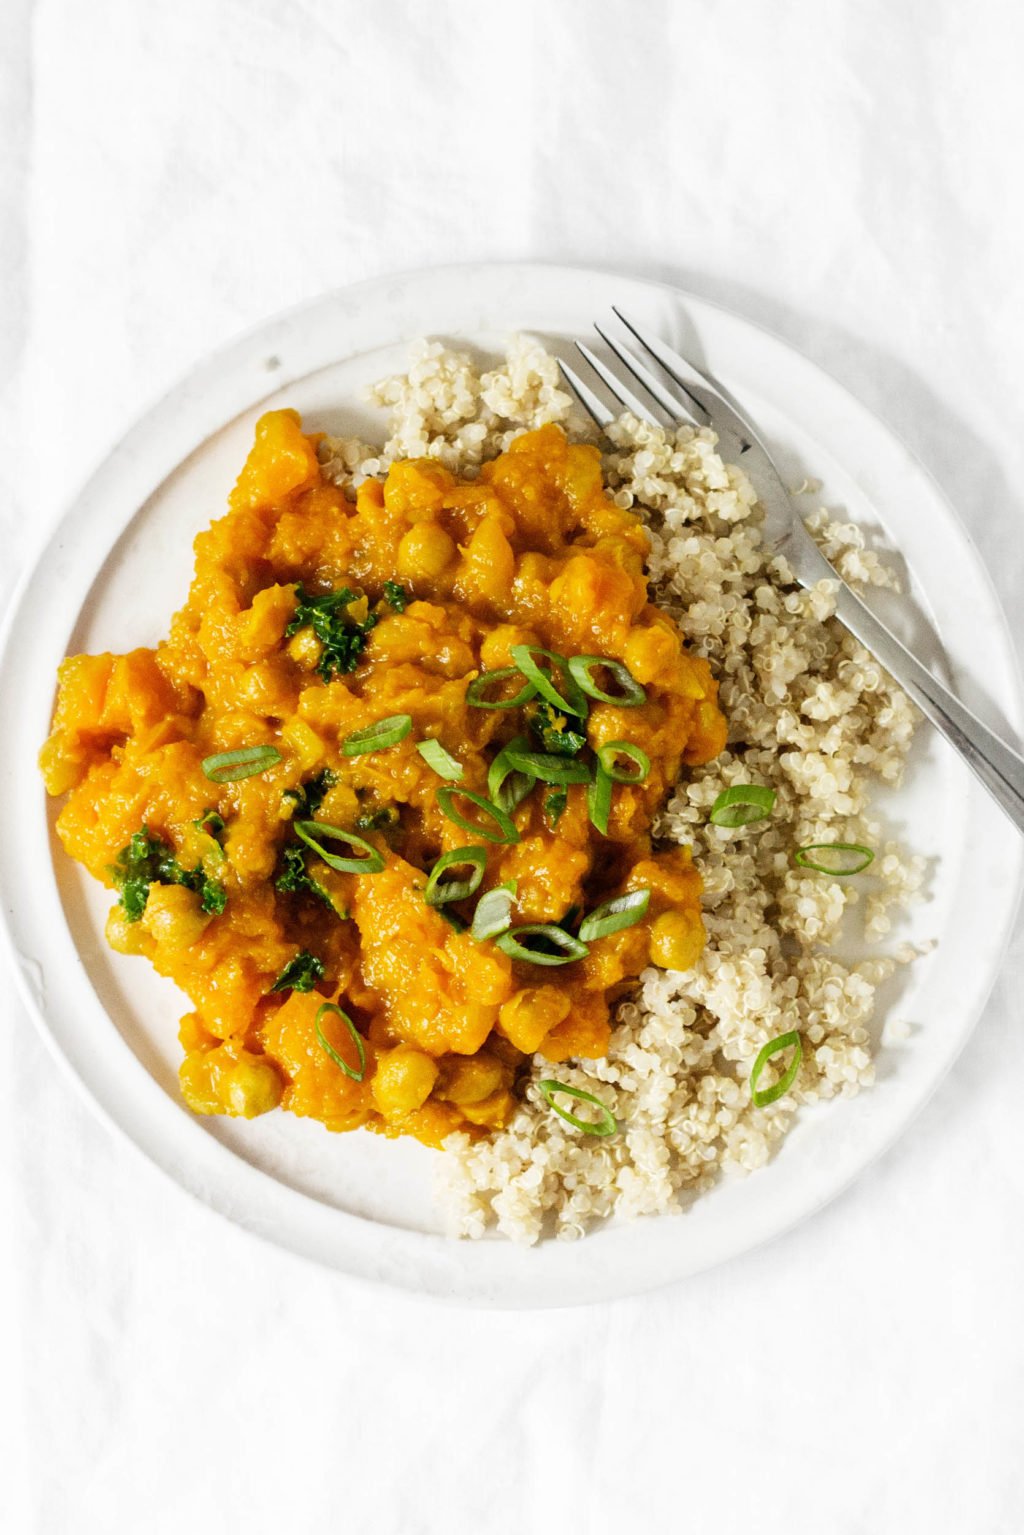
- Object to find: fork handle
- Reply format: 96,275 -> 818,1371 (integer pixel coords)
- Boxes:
831,580 -> 1024,833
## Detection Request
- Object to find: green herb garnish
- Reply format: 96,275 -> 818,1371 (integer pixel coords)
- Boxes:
526,699 -> 586,757
578,889 -> 650,942
110,826 -> 227,922
566,655 -> 646,707
595,741 -> 650,784
495,923 -> 589,966
436,788 -> 520,845
709,784 -> 776,828
285,584 -> 379,682
270,950 -> 325,994
749,1030 -> 803,1107
341,715 -> 412,757
201,745 -> 281,782
315,1003 -> 366,1081
383,580 -> 408,612
471,881 -> 517,942
295,819 -> 387,875
282,768 -> 337,819
424,846 -> 488,907
794,842 -> 874,876
543,788 -> 568,828
355,805 -> 399,833
274,843 -> 344,916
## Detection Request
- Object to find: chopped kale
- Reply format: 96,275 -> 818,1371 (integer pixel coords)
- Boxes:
543,787 -> 569,829
110,826 -> 227,922
527,700 -> 587,758
285,584 -> 379,682
282,767 -> 337,819
383,580 -> 408,612
195,809 -> 225,838
270,950 -> 325,994
274,842 -> 343,916
355,805 -> 399,833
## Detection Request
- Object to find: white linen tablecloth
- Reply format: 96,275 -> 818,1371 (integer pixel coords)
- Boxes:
3,2 -> 1024,1530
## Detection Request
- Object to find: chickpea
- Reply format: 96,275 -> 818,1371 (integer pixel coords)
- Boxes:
648,909 -> 705,973
396,522 -> 456,581
105,905 -> 152,956
287,626 -> 323,670
438,1054 -> 505,1106
222,1055 -> 284,1119
371,1047 -> 439,1117
178,1052 -> 221,1116
498,986 -> 571,1053
140,885 -> 211,950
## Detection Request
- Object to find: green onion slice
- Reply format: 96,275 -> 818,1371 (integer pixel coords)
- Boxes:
596,741 -> 651,784
710,784 -> 777,828
537,1079 -> 618,1136
424,846 -> 488,906
341,714 -> 412,757
471,881 -> 517,942
295,819 -> 386,874
510,645 -> 589,718
440,908 -> 469,933
578,888 -> 650,943
487,736 -> 536,813
587,765 -> 612,835
749,1030 -> 803,1107
567,655 -> 646,707
496,923 -> 589,966
201,745 -> 281,783
465,667 -> 537,710
437,788 -> 520,845
794,842 -> 874,876
416,738 -> 464,781
315,1003 -> 366,1082
503,748 -> 593,785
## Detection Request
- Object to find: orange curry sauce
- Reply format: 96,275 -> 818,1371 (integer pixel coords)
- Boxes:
40,413 -> 726,1146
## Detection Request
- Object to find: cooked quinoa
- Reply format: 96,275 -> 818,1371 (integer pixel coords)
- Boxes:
319,336 -> 924,1246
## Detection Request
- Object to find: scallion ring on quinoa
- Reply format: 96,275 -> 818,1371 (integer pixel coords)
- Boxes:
294,819 -> 387,874
201,745 -> 281,782
415,738 -> 464,781
340,714 -> 412,756
537,1079 -> 618,1137
578,888 -> 650,943
465,667 -> 537,710
596,741 -> 651,784
315,1002 -> 366,1082
567,654 -> 646,707
509,645 -> 589,718
709,784 -> 777,828
794,841 -> 874,876
749,1030 -> 803,1107
496,923 -> 589,966
502,748 -> 592,785
587,764 -> 613,835
437,787 -> 520,845
424,846 -> 488,907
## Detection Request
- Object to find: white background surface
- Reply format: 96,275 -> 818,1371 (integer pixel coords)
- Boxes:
2,1 -> 1023,1530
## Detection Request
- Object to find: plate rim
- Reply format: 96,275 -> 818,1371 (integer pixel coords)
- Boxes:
2,259 -> 1022,1307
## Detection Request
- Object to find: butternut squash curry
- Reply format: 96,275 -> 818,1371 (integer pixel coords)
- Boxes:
40,413 -> 726,1147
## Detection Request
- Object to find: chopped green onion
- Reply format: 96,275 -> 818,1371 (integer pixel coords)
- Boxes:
465,667 -> 537,710
270,949 -> 324,994
437,788 -> 520,845
543,787 -> 568,828
578,888 -> 650,942
526,699 -> 586,757
424,846 -> 488,906
471,881 -> 517,942
537,1079 -> 618,1136
566,655 -> 646,707
341,714 -> 412,757
510,645 -> 589,718
503,748 -> 592,785
201,745 -> 281,783
295,819 -> 386,874
315,1002 -> 366,1081
495,923 -> 589,966
749,1030 -> 803,1107
416,738 -> 464,781
794,842 -> 874,876
196,809 -> 225,837
710,784 -> 777,828
587,765 -> 612,835
487,736 -> 536,813
596,741 -> 651,784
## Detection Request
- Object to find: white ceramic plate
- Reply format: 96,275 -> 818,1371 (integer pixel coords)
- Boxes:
1,263 -> 1021,1307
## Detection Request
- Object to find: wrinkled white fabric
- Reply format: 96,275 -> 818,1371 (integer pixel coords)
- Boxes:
2,1 -> 1024,1531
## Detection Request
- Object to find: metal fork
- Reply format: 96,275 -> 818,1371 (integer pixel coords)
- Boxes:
559,311 -> 1024,834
